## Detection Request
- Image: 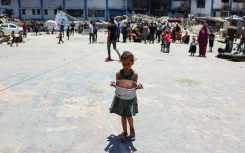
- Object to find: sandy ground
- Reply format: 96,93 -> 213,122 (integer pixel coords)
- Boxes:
0,32 -> 244,153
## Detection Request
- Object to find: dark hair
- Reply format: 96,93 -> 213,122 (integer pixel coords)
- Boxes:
120,51 -> 135,62
109,17 -> 114,23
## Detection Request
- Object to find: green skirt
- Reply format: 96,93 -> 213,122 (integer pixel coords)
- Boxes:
109,96 -> 138,116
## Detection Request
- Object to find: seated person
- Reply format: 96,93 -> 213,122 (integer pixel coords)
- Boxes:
218,36 -> 232,54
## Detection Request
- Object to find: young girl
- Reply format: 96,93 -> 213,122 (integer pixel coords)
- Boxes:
189,37 -> 198,56
208,30 -> 215,52
110,51 -> 143,142
161,31 -> 167,52
58,31 -> 64,44
165,30 -> 172,53
10,31 -> 18,47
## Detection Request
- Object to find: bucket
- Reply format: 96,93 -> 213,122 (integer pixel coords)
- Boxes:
115,80 -> 138,100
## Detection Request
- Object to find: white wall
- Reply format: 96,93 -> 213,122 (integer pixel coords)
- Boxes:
191,0 -> 211,17
108,0 -> 126,9
66,0 -> 84,9
87,0 -> 106,9
22,0 -> 40,7
43,0 -> 62,9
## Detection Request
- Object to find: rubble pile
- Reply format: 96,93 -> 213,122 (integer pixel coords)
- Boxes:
0,13 -> 22,25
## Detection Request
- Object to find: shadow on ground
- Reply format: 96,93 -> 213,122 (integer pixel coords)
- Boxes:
104,134 -> 137,153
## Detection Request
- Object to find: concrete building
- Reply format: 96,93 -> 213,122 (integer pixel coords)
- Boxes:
171,0 -> 245,18
0,0 -> 244,21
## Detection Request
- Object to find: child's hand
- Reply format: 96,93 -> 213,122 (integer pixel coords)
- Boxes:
110,81 -> 116,87
137,83 -> 144,89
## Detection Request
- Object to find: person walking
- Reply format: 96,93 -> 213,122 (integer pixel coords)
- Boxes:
198,24 -> 209,57
34,23 -> 39,36
110,51 -> 143,142
106,17 -> 121,61
60,22 -> 65,37
10,31 -> 18,47
89,21 -> 94,44
22,22 -> 27,38
208,30 -> 215,52
189,37 -> 198,56
66,26 -> 70,40
58,31 -> 64,44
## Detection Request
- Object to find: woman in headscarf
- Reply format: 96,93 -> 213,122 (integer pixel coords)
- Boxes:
198,24 -> 209,57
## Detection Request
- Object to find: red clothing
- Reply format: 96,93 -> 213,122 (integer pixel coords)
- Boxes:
198,26 -> 209,56
161,33 -> 166,42
166,34 -> 171,43
22,23 -> 27,31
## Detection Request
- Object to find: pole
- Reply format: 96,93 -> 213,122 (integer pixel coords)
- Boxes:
106,0 -> 109,21
210,0 -> 214,17
229,0 -> 233,17
84,0 -> 87,20
40,0 -> 44,20
189,0 -> 191,15
63,0 -> 66,12
18,0 -> 22,19
168,0 -> 171,17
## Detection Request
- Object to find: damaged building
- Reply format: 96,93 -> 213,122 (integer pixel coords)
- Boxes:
0,0 -> 244,21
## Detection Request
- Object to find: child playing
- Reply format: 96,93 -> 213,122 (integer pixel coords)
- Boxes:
58,31 -> 64,44
66,26 -> 70,40
110,51 -> 143,142
10,31 -> 18,47
189,37 -> 198,56
161,31 -> 167,52
165,30 -> 172,53
161,30 -> 171,53
208,30 -> 215,52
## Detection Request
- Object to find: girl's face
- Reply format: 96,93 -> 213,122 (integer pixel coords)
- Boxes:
122,59 -> 133,72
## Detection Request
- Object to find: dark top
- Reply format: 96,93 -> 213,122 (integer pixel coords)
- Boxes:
149,25 -> 155,34
70,23 -> 75,28
209,34 -> 215,41
108,23 -> 117,41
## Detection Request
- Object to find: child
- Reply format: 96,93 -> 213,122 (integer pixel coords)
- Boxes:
110,51 -> 143,142
66,26 -> 70,40
161,31 -> 167,52
58,31 -> 64,44
165,30 -> 172,53
209,30 -> 215,52
10,31 -> 18,47
189,37 -> 198,56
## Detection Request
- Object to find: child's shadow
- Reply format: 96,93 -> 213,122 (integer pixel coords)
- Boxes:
104,134 -> 137,153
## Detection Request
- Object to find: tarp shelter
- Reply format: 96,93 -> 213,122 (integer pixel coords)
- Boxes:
44,20 -> 58,31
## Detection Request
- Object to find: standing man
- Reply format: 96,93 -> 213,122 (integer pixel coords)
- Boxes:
60,22 -> 65,37
149,21 -> 156,44
22,22 -> 27,38
106,16 -> 120,61
226,22 -> 237,53
70,21 -> 75,36
89,21 -> 94,44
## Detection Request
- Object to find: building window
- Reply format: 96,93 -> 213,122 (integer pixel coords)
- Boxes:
1,0 -> 11,5
32,9 -> 36,15
233,0 -> 243,2
88,10 -> 105,17
44,9 -> 48,15
197,0 -> 205,8
54,9 -> 57,15
37,9 -> 40,15
66,9 -> 83,17
22,9 -> 25,15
